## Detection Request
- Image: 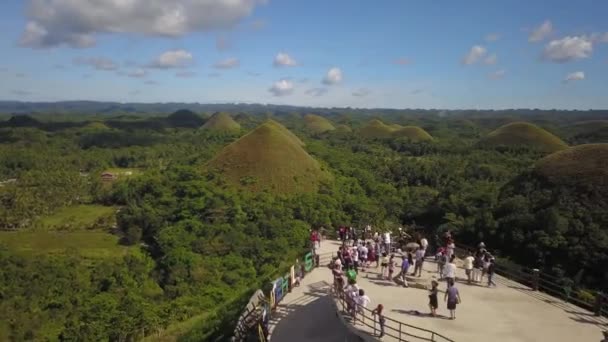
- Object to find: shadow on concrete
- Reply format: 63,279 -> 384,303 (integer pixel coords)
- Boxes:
368,280 -> 399,287
271,282 -> 361,342
390,309 -> 451,320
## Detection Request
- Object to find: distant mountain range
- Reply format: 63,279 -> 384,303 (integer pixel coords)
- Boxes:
0,101 -> 607,118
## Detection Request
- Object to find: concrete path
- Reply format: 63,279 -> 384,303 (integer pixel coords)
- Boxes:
271,240 -> 608,342
270,240 -> 359,342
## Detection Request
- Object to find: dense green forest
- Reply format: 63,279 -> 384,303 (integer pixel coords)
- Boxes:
0,107 -> 607,340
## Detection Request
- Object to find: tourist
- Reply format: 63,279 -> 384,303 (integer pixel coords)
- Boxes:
359,242 -> 368,270
437,249 -> 447,279
356,289 -> 371,323
384,231 -> 391,253
487,258 -> 497,287
446,237 -> 455,261
400,255 -> 410,287
388,254 -> 396,281
444,279 -> 461,320
420,235 -> 429,256
372,304 -> 386,338
346,265 -> 357,283
339,226 -> 346,242
473,251 -> 483,282
464,251 -> 475,284
310,228 -> 321,250
414,247 -> 425,277
601,330 -> 608,342
380,252 -> 389,278
352,245 -> 360,273
443,255 -> 457,285
429,280 -> 439,317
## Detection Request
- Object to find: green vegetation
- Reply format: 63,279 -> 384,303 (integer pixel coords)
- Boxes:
480,121 -> 568,152
303,114 -> 336,133
391,126 -> 433,142
1,107 -> 607,340
201,112 -> 241,132
35,204 -> 116,230
207,122 -> 330,193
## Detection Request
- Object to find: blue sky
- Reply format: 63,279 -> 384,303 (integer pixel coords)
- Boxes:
1,0 -> 607,109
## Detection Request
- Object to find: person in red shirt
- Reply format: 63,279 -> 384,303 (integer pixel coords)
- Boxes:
310,229 -> 321,250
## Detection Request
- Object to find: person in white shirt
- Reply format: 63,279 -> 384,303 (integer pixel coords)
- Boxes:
356,289 -> 371,322
420,237 -> 428,255
463,251 -> 475,284
443,255 -> 457,285
359,245 -> 368,269
384,232 -> 391,253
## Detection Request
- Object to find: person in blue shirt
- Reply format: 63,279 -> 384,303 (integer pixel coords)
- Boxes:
400,256 -> 409,287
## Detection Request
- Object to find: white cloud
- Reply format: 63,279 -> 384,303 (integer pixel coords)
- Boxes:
305,88 -> 328,97
322,67 -> 342,85
175,71 -> 197,78
462,45 -> 487,65
73,57 -> 118,71
214,57 -> 240,69
12,89 -> 32,96
149,49 -> 193,69
529,20 -> 553,42
20,0 -> 265,48
273,52 -> 297,67
563,71 -> 584,83
488,69 -> 506,80
589,32 -> 608,43
127,69 -> 147,78
542,36 -> 593,63
269,79 -> 294,96
352,88 -> 371,97
485,33 -> 500,42
484,53 -> 498,65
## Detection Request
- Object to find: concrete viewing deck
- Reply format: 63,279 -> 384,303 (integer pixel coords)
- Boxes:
270,240 -> 608,342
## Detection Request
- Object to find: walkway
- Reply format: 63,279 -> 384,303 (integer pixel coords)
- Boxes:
271,240 -> 608,341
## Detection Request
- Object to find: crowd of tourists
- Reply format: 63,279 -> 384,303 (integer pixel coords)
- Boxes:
323,226 -> 501,337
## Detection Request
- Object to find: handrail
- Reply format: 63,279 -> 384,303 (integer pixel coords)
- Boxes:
454,243 -> 608,318
331,286 -> 454,342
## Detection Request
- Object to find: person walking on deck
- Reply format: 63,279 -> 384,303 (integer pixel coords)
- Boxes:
464,251 -> 475,284
487,258 -> 497,287
429,280 -> 439,317
444,279 -> 461,320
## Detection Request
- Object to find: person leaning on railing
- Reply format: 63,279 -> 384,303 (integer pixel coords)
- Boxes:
371,304 -> 385,338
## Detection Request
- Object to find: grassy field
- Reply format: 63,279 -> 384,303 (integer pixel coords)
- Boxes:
36,204 -> 116,230
0,230 -> 133,259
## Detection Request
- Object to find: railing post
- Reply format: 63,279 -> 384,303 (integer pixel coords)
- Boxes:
373,312 -> 377,337
432,332 -> 435,341
594,292 -> 603,316
531,269 -> 540,291
399,322 -> 402,340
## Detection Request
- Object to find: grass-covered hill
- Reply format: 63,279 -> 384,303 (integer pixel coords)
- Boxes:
480,121 -> 568,152
359,119 -> 395,138
207,121 -> 329,194
303,114 -> 335,133
391,126 -> 433,142
166,109 -> 205,128
335,124 -> 352,132
534,143 -> 608,190
201,112 -> 241,132
265,119 -> 304,146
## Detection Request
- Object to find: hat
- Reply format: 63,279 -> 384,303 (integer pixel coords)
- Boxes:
479,242 -> 486,248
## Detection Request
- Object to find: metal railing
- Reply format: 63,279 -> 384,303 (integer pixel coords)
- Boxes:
453,243 -> 608,318
332,287 -> 454,342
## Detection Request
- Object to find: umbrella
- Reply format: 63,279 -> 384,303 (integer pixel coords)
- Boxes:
404,242 -> 420,251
